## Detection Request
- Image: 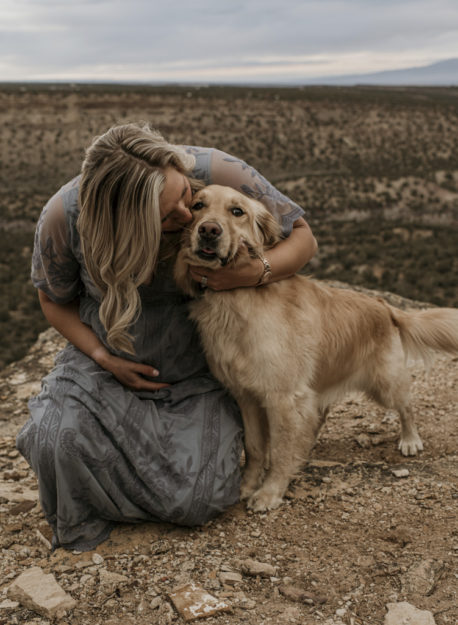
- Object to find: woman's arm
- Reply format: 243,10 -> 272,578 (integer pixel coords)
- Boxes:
38,290 -> 169,390
189,216 -> 317,290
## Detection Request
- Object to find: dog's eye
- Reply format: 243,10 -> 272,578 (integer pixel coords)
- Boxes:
191,201 -> 204,211
231,207 -> 244,217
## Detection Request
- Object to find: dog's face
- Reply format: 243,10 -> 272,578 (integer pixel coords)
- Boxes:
174,185 -> 282,295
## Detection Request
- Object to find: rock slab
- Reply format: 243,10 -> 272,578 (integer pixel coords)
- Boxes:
169,581 -> 231,621
240,559 -> 278,578
385,601 -> 436,625
7,566 -> 76,618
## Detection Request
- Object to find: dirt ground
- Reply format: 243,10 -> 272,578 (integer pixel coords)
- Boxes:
0,289 -> 457,625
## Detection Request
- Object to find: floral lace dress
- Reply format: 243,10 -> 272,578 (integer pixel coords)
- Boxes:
16,146 -> 306,551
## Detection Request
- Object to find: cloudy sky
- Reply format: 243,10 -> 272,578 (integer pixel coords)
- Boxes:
1,0 -> 457,83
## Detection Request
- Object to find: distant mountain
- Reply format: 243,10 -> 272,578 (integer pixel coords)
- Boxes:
303,58 -> 458,86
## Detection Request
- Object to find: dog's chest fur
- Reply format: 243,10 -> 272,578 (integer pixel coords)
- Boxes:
187,281 -> 316,398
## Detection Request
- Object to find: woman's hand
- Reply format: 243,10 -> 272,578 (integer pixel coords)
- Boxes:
38,292 -> 170,392
189,251 -> 264,291
93,347 -> 170,391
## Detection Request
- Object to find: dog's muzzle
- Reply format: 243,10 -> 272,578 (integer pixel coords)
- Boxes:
195,220 -> 225,263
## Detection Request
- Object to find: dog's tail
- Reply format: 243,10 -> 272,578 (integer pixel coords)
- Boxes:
388,305 -> 458,365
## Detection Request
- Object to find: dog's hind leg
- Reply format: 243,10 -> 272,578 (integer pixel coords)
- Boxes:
237,395 -> 269,500
247,392 -> 320,512
367,363 -> 423,456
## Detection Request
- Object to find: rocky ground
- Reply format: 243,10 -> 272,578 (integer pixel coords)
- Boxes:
0,288 -> 457,625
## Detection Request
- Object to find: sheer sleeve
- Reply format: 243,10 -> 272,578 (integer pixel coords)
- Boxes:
31,191 -> 82,303
208,148 -> 306,236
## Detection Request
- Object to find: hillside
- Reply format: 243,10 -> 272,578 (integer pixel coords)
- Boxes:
0,287 -> 456,625
0,83 -> 457,368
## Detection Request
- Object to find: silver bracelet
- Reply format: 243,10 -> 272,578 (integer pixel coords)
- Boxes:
256,257 -> 272,286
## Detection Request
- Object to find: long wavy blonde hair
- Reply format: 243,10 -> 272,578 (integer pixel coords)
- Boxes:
77,122 -> 195,355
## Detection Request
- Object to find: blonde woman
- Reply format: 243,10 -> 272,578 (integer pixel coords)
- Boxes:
16,122 -> 317,551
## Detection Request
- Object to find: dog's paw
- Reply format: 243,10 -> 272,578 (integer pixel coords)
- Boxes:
240,482 -> 258,501
246,489 -> 284,513
240,469 -> 264,500
398,434 -> 424,456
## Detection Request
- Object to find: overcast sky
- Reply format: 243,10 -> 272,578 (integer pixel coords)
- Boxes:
1,0 -> 457,83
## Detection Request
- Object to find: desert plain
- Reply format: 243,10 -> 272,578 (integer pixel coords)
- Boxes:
0,84 -> 456,625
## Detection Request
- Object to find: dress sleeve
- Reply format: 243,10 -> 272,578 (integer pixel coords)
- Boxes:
208,148 -> 306,236
31,191 -> 82,303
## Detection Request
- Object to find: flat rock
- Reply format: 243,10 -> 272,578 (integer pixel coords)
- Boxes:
385,601 -> 436,625
7,566 -> 76,619
279,583 -> 326,605
0,599 -> 20,609
219,571 -> 243,585
169,581 -> 231,621
392,468 -> 410,478
0,484 -> 39,503
99,569 -> 129,593
240,559 -> 278,578
402,559 -> 439,595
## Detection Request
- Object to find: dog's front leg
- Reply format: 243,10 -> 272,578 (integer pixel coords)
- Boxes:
247,392 -> 320,512
237,394 -> 269,501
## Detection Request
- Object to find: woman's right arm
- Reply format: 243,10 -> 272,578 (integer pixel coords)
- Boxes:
35,189 -> 168,391
38,289 -> 169,392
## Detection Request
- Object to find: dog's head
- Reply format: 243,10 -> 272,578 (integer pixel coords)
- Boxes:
174,184 -> 283,296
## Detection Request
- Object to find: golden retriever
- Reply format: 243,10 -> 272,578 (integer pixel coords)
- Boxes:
174,185 -> 458,512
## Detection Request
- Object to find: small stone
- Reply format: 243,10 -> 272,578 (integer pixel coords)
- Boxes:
92,553 -> 104,565
150,539 -> 171,555
402,559 -> 439,595
7,566 -> 76,619
36,529 -> 52,550
79,574 -> 93,584
240,559 -> 278,578
355,434 -> 371,448
99,569 -> 129,594
239,598 -> 256,610
169,581 -> 231,621
279,584 -> 326,605
0,599 -> 20,609
4,522 -> 22,533
150,596 -> 163,609
336,607 -> 347,617
392,468 -> 410,478
75,559 -> 93,569
385,601 -> 436,625
219,571 -> 243,585
9,500 -> 36,515
383,526 -> 413,547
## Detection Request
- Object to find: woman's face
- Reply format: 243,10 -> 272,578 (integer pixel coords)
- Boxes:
160,166 -> 193,232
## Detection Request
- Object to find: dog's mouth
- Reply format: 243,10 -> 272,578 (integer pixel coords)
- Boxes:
194,246 -> 230,267
197,247 -> 218,260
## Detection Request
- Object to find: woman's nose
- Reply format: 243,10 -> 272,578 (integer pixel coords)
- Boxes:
179,204 -> 193,224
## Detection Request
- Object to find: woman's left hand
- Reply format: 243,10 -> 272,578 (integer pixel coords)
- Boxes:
189,253 -> 264,291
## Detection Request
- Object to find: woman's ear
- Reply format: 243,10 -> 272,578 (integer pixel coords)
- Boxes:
255,208 -> 283,249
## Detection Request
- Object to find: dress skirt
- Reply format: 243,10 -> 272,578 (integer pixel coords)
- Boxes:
16,275 -> 243,552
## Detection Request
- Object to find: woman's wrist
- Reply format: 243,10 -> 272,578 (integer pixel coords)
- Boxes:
255,257 -> 273,286
91,344 -> 112,369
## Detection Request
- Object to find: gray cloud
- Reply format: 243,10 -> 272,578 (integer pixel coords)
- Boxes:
1,0 -> 457,81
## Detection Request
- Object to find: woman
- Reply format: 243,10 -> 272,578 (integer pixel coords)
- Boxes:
16,122 -> 317,551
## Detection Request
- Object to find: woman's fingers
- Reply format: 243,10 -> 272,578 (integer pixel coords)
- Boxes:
104,355 -> 170,390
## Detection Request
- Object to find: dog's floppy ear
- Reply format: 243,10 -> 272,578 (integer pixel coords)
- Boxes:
174,249 -> 201,297
255,208 -> 283,249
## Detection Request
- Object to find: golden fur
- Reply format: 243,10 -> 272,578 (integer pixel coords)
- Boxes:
175,185 -> 458,512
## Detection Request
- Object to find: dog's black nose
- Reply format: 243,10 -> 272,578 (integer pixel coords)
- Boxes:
198,221 -> 222,239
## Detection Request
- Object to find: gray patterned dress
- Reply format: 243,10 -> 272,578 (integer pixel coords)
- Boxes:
16,147 -> 306,551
